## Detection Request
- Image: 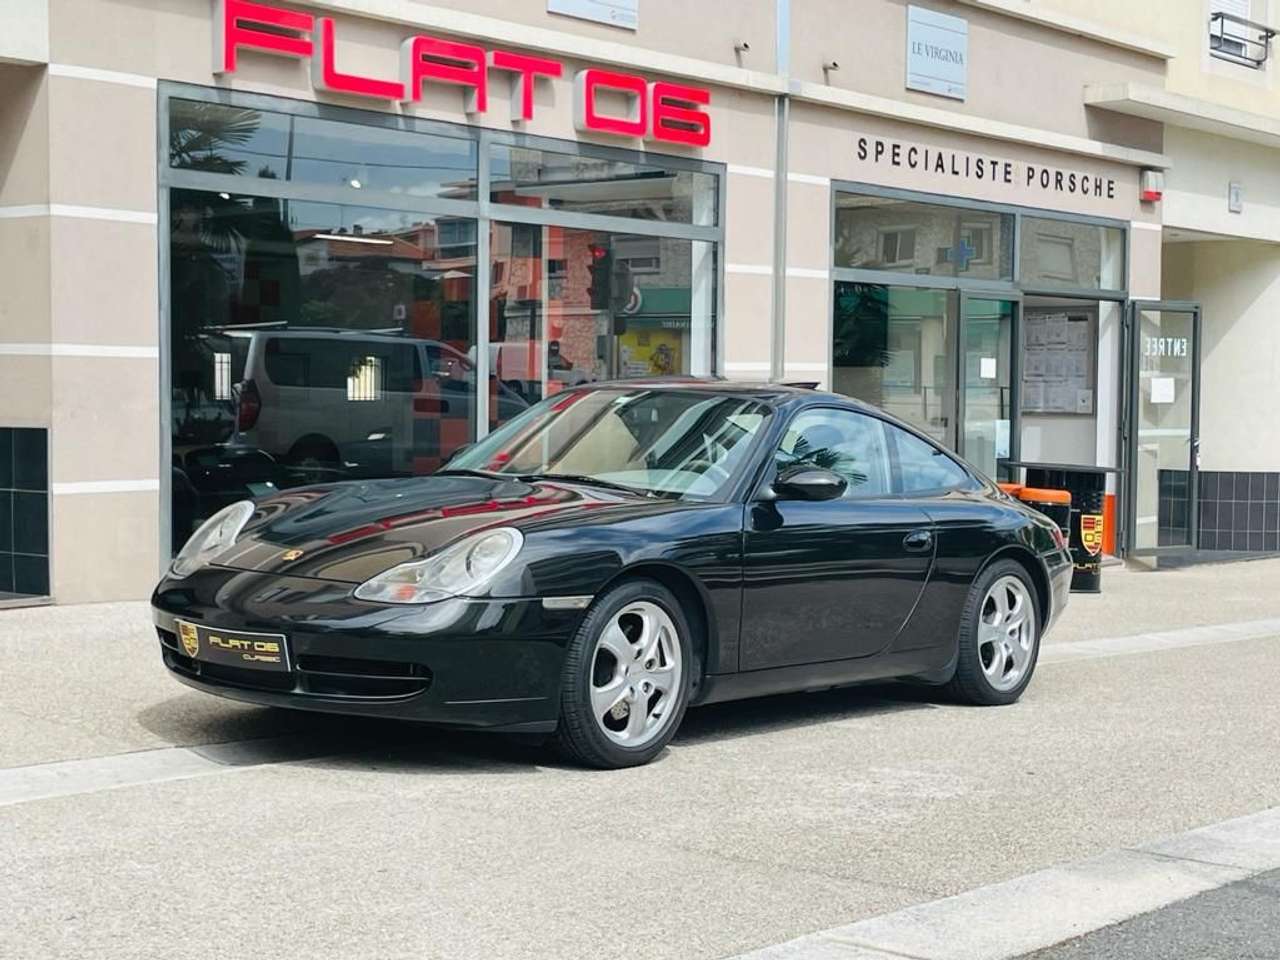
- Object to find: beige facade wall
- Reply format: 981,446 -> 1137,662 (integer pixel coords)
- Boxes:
789,0 -> 1165,152
1032,0 -> 1280,116
1163,240 -> 1280,473
1164,127 -> 1280,244
0,0 -> 49,65
1,24 -> 160,602
0,0 -> 1188,600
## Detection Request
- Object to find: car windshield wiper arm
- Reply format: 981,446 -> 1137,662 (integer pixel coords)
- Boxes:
433,468 -> 502,479
518,473 -> 658,498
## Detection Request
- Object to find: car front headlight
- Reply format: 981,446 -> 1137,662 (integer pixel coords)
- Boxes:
354,528 -> 524,605
171,500 -> 256,579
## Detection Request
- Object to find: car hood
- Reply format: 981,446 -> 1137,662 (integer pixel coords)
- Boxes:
207,475 -> 672,585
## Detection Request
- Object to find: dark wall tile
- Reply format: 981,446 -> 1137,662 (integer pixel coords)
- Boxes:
1266,531 -> 1279,553
0,552 -> 12,592
1266,473 -> 1280,502
1204,472 -> 1222,500
1236,472 -> 1251,499
12,492 -> 48,555
1201,500 -> 1218,531
1250,473 -> 1266,500
1232,529 -> 1249,550
1266,502 -> 1279,533
12,554 -> 49,597
1249,532 -> 1265,552
1233,502 -> 1249,532
1218,472 -> 1235,500
1250,502 -> 1265,532
0,492 -> 10,553
0,429 -> 12,490
13,428 -> 47,492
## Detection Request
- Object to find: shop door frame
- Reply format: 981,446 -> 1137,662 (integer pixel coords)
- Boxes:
957,292 -> 1023,479
1121,299 -> 1202,557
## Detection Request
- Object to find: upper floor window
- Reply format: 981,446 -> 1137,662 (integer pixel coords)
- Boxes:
834,193 -> 1014,282
1209,0 -> 1275,68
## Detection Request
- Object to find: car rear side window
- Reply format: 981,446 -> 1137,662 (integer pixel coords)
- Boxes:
264,337 -> 418,394
776,408 -> 891,499
888,425 -> 973,494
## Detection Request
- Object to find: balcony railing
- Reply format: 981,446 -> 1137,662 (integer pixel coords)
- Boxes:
1209,11 -> 1275,68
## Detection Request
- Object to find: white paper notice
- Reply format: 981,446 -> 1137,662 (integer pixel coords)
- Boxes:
1076,389 -> 1093,414
1151,377 -> 1176,404
979,356 -> 997,380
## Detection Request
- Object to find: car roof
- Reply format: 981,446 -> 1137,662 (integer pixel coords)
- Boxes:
580,377 -> 876,409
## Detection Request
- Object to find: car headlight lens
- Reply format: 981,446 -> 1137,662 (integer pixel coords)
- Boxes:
353,528 -> 524,605
171,500 -> 256,579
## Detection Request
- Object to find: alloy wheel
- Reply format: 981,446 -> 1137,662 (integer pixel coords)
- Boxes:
978,575 -> 1036,692
589,600 -> 684,748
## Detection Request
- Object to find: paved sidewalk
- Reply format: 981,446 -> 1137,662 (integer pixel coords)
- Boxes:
3,558 -> 1280,959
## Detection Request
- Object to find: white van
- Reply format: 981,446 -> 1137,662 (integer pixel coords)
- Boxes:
208,328 -> 529,477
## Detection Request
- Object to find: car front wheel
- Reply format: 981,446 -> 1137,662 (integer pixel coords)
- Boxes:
555,579 -> 692,769
947,558 -> 1041,706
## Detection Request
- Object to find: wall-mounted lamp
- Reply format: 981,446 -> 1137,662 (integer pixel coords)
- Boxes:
822,59 -> 840,82
734,40 -> 751,54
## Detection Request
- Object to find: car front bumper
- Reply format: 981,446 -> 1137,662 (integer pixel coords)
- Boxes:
151,566 -> 587,733
1044,547 -> 1073,633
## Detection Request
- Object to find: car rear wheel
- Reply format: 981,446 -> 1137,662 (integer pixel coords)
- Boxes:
947,559 -> 1041,706
555,579 -> 692,769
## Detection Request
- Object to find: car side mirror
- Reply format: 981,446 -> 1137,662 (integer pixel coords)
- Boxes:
772,466 -> 847,501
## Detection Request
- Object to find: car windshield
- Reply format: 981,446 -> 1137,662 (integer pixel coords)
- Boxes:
446,387 -> 772,499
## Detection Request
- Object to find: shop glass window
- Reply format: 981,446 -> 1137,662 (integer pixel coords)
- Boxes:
775,409 -> 892,499
168,99 -> 478,199
834,193 -> 1013,281
832,282 -> 953,445
489,143 -> 718,226
488,222 -> 716,432
1019,217 -> 1125,291
168,188 -> 480,547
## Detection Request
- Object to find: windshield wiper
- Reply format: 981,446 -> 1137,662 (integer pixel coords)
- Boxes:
518,473 -> 659,498
433,468 -> 502,479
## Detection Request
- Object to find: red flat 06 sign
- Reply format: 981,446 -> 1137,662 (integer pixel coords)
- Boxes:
214,0 -> 711,147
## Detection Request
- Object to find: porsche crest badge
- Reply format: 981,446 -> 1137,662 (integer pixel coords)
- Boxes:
1080,514 -> 1104,557
281,548 -> 304,562
178,621 -> 200,658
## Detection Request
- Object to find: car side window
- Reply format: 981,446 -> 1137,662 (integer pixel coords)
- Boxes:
887,425 -> 972,494
775,408 -> 891,499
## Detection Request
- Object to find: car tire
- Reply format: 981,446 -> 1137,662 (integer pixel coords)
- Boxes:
946,558 -> 1041,706
555,579 -> 693,769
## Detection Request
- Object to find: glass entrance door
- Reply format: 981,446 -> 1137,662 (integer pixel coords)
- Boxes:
1126,301 -> 1201,554
961,297 -> 1016,480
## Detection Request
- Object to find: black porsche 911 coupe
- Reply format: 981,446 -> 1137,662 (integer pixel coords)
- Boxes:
152,379 -> 1072,768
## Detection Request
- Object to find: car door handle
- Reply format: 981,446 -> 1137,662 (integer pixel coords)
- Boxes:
903,529 -> 934,552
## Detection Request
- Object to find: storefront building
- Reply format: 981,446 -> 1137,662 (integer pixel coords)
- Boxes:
2,0 -> 1259,604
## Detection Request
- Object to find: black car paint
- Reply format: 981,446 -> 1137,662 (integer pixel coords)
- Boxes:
151,381 -> 1073,733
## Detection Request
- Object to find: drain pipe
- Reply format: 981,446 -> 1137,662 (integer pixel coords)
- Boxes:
770,0 -> 791,383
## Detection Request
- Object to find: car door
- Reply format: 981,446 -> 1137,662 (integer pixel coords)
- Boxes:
740,406 -> 936,670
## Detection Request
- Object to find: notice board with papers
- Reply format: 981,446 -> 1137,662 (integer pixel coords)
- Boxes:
1020,310 -> 1096,416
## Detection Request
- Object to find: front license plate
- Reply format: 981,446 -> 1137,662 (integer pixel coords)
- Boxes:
175,621 -> 291,672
